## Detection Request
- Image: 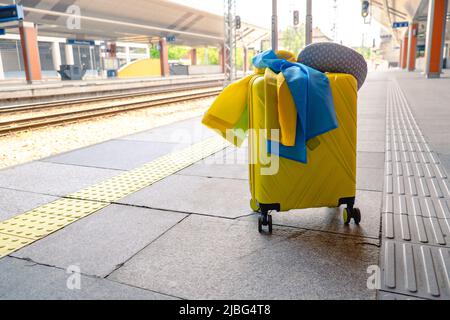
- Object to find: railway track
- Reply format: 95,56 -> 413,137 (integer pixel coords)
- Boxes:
0,86 -> 222,135
0,80 -> 222,115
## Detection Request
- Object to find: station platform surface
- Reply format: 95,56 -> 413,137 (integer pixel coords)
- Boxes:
0,74 -> 223,91
0,70 -> 449,300
0,74 -> 224,104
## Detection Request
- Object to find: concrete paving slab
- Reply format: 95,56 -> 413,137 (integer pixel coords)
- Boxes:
42,139 -> 179,171
358,103 -> 387,111
358,103 -> 386,115
0,188 -> 58,221
358,140 -> 386,153
357,130 -> 386,141
177,162 -> 248,180
359,82 -> 388,100
358,119 -> 386,131
176,148 -> 248,180
439,153 -> 450,178
119,117 -> 214,144
109,215 -> 379,300
357,167 -> 384,192
358,113 -> 386,120
118,174 -> 251,218
0,257 -> 176,300
0,162 -> 119,197
357,152 -> 385,169
358,98 -> 387,109
12,204 -> 187,277
240,190 -> 382,239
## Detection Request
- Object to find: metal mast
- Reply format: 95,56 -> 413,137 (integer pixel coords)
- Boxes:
223,0 -> 236,84
332,0 -> 338,42
305,0 -> 312,46
271,0 -> 278,51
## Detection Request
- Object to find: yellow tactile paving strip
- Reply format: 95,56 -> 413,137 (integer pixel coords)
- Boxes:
69,137 -> 229,202
0,234 -> 32,258
0,136 -> 229,258
0,199 -> 109,240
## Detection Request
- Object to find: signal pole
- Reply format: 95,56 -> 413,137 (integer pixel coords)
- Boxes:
332,0 -> 338,42
223,0 -> 236,83
305,0 -> 312,46
272,0 -> 278,51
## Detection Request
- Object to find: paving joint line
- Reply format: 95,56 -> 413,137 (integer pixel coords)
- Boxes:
0,136 -> 230,259
107,202 -> 381,242
273,223 -> 381,242
104,277 -> 186,300
6,255 -> 184,300
378,289 -> 428,300
104,214 -> 192,278
355,188 -> 384,193
174,172 -> 248,181
0,186 -> 64,200
39,160 -> 128,172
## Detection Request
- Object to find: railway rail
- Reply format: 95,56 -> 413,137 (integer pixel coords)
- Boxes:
0,79 -> 222,115
0,84 -> 222,135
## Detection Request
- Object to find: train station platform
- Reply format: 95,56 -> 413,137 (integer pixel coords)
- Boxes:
0,74 -> 224,106
0,70 -> 449,300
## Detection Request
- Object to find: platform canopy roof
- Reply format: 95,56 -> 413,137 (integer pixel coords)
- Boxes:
0,0 -> 269,47
368,0 -> 450,43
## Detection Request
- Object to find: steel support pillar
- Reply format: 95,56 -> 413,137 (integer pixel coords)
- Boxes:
425,0 -> 448,78
0,51 -> 4,80
219,45 -> 225,73
399,40 -> 403,68
159,38 -> 170,77
19,21 -> 42,83
407,23 -> 418,71
190,48 -> 197,66
401,36 -> 409,69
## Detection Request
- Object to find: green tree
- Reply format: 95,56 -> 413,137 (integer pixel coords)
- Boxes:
354,47 -> 380,60
280,25 -> 305,55
197,47 -> 219,65
168,46 -> 190,60
149,46 -> 160,59
149,45 -> 191,61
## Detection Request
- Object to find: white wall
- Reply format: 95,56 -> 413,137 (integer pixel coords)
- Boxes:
188,65 -> 222,75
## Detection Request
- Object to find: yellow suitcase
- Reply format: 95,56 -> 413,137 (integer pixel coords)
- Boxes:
248,72 -> 360,232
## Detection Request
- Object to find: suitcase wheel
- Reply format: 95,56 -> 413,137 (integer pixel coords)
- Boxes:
353,208 -> 362,225
343,207 -> 362,225
258,213 -> 273,234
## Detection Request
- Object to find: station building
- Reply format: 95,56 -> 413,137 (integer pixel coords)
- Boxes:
0,0 -> 268,82
0,34 -> 151,79
370,0 -> 450,77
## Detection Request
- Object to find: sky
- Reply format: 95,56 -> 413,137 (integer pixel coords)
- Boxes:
171,0 -> 383,48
